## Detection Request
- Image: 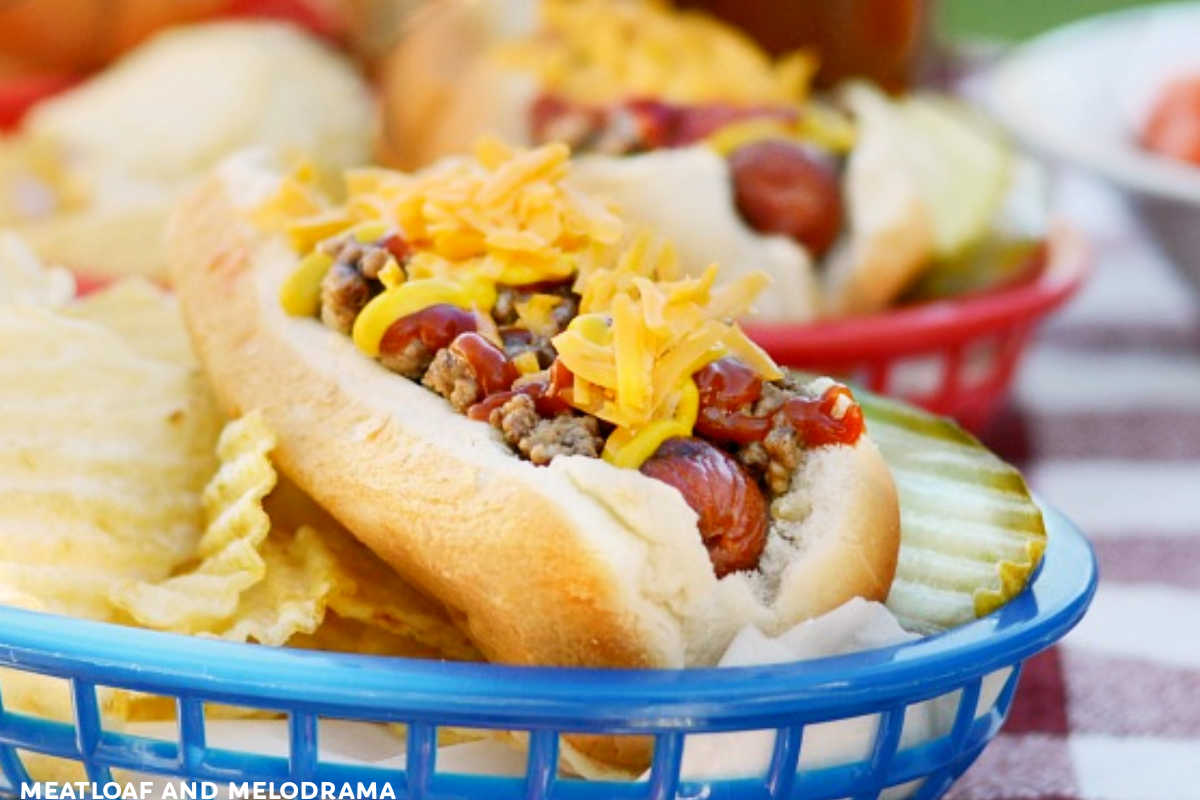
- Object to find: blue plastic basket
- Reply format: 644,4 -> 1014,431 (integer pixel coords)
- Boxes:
0,504 -> 1096,800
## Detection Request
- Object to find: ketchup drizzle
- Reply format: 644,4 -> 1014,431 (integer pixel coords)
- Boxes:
379,304 -> 477,357
692,357 -> 863,447
449,333 -> 519,397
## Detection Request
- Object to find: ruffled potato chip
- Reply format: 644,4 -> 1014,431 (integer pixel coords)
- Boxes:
66,277 -> 197,366
0,304 -> 223,614
0,257 -> 474,781
290,612 -> 459,659
264,479 -> 481,660
0,230 -> 74,306
2,22 -> 376,282
0,280 -> 221,765
110,411 -> 277,632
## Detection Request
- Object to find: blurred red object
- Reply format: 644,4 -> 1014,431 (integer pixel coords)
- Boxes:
743,228 -> 1089,431
73,274 -> 115,298
0,73 -> 80,129
1141,75 -> 1200,167
0,0 -> 346,130
0,0 -> 234,73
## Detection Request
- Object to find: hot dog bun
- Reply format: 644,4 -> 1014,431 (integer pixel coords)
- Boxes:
167,152 -> 900,673
377,0 -> 536,171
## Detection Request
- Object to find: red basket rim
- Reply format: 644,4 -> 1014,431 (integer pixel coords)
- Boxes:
743,224 -> 1090,362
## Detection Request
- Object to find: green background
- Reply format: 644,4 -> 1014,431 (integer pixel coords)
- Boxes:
940,0 -> 1168,39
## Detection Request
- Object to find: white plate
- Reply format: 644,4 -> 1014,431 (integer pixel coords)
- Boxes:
975,2 -> 1200,205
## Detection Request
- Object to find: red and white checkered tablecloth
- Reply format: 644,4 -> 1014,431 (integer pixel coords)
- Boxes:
945,170 -> 1200,800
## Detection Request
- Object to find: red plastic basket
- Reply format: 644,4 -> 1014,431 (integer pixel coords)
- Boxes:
745,226 -> 1090,431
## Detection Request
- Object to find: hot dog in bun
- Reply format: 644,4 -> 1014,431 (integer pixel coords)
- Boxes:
167,140 -> 900,675
381,0 -> 1033,321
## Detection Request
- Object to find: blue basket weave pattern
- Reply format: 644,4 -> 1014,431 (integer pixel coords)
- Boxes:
0,506 -> 1096,800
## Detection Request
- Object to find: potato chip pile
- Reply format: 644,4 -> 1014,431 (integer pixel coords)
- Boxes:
0,241 -> 479,780
496,0 -> 818,106
0,232 -> 75,309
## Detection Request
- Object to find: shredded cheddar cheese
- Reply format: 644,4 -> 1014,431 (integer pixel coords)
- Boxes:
552,233 -> 781,466
251,161 -> 326,233
513,351 -> 542,375
262,143 -> 783,471
516,293 -> 567,338
267,137 -> 623,273
377,260 -> 404,290
496,0 -> 818,107
267,138 -> 625,356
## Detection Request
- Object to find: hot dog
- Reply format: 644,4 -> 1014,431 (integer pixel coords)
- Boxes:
168,142 -> 900,683
728,140 -> 844,258
378,0 -> 943,320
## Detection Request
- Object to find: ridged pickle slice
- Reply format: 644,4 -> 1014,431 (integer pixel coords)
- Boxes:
841,84 -> 1013,261
855,388 -> 1047,634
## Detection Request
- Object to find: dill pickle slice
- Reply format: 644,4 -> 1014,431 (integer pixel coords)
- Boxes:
847,381 -> 1046,633
899,237 -> 1043,304
842,84 -> 1012,260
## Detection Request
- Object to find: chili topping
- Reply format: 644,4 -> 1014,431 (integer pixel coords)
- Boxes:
261,141 -> 866,577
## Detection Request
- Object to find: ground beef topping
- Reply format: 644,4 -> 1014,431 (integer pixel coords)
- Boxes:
753,378 -> 807,416
489,393 -> 540,444
317,233 -> 412,335
379,337 -> 434,379
319,262 -> 371,335
736,430 -> 803,495
319,236 -> 361,261
491,287 -> 520,326
490,394 -> 603,466
359,247 -> 390,280
758,419 -> 804,496
734,377 -> 856,495
523,414 -> 604,466
422,348 -> 480,412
